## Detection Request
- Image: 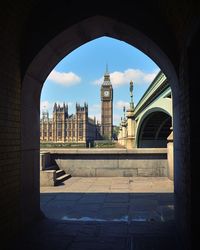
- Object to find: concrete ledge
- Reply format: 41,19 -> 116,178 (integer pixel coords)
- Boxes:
40,170 -> 56,186
40,148 -> 167,154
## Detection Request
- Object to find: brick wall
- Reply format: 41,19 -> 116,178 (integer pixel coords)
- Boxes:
0,0 -> 33,241
173,56 -> 191,249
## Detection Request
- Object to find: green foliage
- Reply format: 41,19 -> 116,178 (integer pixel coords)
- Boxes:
93,140 -> 116,148
113,126 -> 120,139
40,142 -> 86,148
101,135 -> 110,140
40,140 -> 121,149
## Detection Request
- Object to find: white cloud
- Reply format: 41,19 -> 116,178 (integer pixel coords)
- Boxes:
114,101 -> 131,125
113,114 -> 122,125
47,69 -> 81,86
115,100 -> 130,110
90,113 -> 101,123
143,71 -> 159,82
40,100 -> 54,112
40,101 -> 54,117
93,68 -> 159,87
89,104 -> 101,123
67,102 -> 73,107
89,104 -> 101,113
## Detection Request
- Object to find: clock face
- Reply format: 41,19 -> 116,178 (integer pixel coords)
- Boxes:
104,90 -> 110,97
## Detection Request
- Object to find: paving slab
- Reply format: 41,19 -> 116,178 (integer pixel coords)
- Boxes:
6,177 -> 181,250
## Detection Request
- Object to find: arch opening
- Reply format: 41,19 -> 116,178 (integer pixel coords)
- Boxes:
21,15 -> 178,231
137,111 -> 172,148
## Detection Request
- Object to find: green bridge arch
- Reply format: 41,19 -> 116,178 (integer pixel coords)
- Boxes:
133,72 -> 172,148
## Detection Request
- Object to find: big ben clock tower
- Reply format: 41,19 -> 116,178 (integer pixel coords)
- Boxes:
101,67 -> 113,140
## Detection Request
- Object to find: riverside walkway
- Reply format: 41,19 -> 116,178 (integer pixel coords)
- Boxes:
6,177 -> 184,250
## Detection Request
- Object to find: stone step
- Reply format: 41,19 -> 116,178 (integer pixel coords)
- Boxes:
56,169 -> 65,178
56,173 -> 71,185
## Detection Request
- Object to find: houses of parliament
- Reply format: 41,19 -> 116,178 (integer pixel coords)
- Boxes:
40,69 -> 113,143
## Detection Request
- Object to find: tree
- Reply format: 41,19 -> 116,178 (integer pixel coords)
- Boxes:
113,125 -> 120,140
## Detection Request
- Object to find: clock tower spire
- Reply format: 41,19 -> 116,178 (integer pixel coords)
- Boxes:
101,66 -> 113,140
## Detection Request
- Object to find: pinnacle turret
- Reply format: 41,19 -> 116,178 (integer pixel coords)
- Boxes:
103,64 -> 111,85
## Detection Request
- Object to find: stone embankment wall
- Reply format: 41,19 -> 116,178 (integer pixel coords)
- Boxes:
40,149 -> 168,177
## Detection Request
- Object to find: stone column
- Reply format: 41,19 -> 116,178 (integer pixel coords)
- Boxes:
126,108 -> 136,149
121,120 -> 127,147
167,127 -> 174,180
118,126 -> 123,145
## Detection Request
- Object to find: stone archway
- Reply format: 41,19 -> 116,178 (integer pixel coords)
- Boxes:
21,15 -> 180,226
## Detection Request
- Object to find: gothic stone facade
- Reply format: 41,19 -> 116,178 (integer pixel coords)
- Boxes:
40,103 -> 101,143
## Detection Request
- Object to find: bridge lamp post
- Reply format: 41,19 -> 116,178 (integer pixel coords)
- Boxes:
126,80 -> 136,149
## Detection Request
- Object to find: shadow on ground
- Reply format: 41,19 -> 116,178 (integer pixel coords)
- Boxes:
40,192 -> 174,223
7,192 -> 183,250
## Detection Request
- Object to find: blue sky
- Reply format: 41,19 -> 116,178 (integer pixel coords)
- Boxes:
41,36 -> 160,125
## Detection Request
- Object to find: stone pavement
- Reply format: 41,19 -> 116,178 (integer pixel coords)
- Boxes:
7,177 -> 183,250
40,177 -> 174,222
